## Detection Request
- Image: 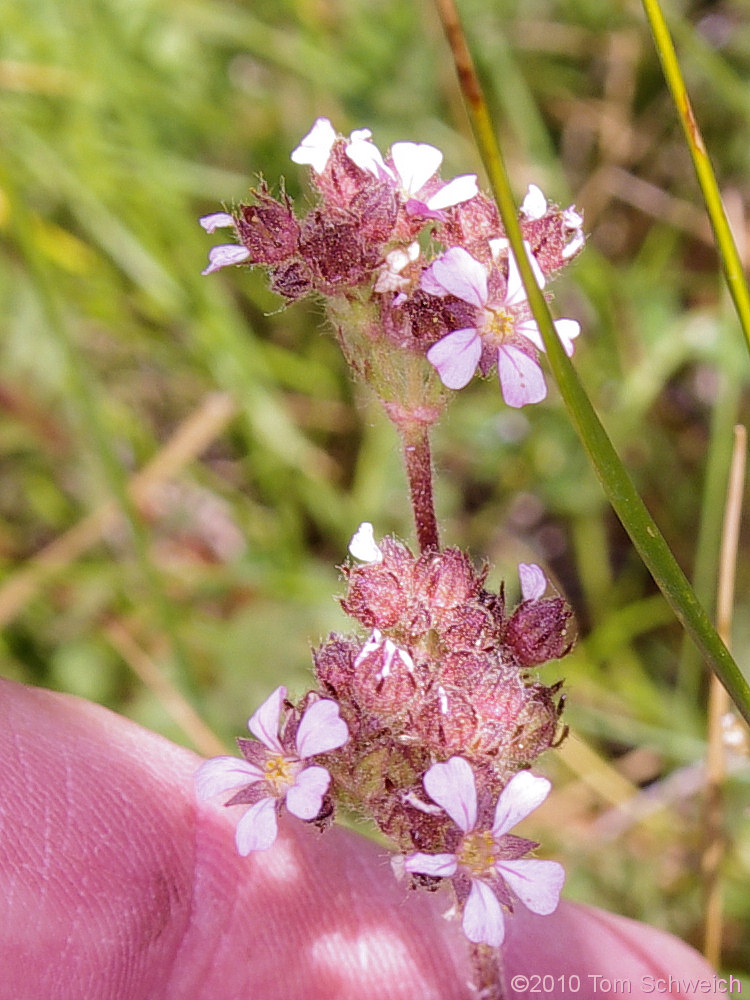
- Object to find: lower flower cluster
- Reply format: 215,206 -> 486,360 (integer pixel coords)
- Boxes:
196,523 -> 571,948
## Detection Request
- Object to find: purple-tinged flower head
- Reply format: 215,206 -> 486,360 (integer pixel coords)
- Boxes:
341,531 -> 416,633
298,205 -> 382,294
520,184 -> 586,276
342,529 -> 488,641
234,184 -> 301,264
404,758 -> 565,947
413,683 -> 481,755
423,245 -> 581,407
504,564 -> 573,668
195,685 -> 348,855
290,120 -> 479,247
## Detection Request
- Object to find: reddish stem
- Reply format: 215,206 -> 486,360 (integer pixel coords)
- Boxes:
402,425 -> 439,553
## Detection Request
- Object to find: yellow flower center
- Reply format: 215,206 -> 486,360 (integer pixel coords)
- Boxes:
263,753 -> 297,795
458,829 -> 497,876
480,306 -> 514,349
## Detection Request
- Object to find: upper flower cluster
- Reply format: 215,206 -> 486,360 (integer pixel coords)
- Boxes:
200,117 -> 584,410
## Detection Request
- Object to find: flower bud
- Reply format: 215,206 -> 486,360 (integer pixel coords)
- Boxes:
350,630 -> 419,718
341,538 -> 415,631
435,601 -> 500,652
414,684 -> 479,754
504,597 -> 572,667
413,546 -> 481,613
235,185 -> 300,265
312,634 -> 359,702
299,207 -> 378,292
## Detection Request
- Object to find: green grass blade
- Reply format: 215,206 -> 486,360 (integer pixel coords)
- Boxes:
434,0 -> 750,726
639,0 -> 750,357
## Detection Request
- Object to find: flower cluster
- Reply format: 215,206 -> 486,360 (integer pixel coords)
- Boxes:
201,117 -> 583,412
197,119 -> 581,953
198,523 -> 570,946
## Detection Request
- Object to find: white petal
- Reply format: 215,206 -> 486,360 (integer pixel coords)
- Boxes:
235,796 -> 278,854
395,644 -> 415,672
427,329 -> 482,390
285,764 -> 330,819
345,130 -> 393,181
554,318 -> 581,356
390,141 -> 443,196
290,117 -> 337,174
462,879 -> 505,947
354,629 -> 384,669
194,756 -> 263,799
492,771 -> 551,838
248,686 -> 286,752
403,852 -> 458,878
426,174 -> 478,210
563,206 -> 584,229
497,346 -> 546,408
490,237 -> 509,259
348,521 -> 383,563
199,212 -> 235,233
521,184 -> 547,220
422,247 -> 487,307
499,858 -> 565,915
294,699 -> 348,757
506,242 -> 545,307
202,245 -> 250,276
562,231 -> 585,259
519,563 -> 546,601
423,757 -> 477,833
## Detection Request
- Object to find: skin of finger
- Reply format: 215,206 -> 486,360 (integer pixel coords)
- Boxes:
0,679 -> 471,1000
0,679 -> 718,1000
503,898 -> 718,999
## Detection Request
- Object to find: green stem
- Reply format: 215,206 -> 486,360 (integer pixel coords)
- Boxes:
432,0 -> 750,727
638,0 -> 750,358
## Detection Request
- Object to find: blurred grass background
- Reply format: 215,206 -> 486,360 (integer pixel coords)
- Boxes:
1,0 -> 749,980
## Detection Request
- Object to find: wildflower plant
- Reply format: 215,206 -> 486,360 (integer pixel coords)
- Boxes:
197,116 -> 582,993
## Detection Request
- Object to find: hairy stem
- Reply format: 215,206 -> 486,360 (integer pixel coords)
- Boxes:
469,943 -> 506,1000
401,424 -> 439,553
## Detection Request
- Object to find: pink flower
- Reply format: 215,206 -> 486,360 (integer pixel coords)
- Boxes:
423,246 -> 580,407
195,686 -> 348,854
518,562 -> 546,601
404,757 -> 564,947
199,213 -> 250,275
